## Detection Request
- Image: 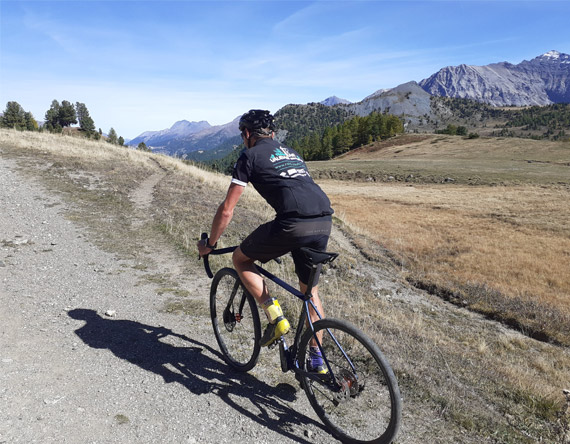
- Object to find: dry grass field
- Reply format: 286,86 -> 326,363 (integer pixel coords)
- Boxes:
311,134 -> 570,346
1,129 -> 569,443
311,134 -> 570,185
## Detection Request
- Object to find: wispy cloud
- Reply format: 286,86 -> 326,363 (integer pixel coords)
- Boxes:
272,2 -> 328,36
2,0 -> 569,137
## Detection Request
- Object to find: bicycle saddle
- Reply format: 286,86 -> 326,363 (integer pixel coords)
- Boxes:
299,247 -> 339,265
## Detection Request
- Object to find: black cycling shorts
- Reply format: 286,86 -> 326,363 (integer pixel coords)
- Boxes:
240,215 -> 332,286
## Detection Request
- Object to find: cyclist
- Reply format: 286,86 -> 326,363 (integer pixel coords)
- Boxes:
197,109 -> 334,373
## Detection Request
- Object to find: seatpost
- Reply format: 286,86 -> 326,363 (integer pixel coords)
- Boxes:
303,263 -> 322,300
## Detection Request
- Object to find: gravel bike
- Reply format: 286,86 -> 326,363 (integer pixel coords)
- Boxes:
199,233 -> 401,444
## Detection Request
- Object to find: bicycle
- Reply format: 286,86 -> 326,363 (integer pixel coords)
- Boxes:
199,233 -> 401,444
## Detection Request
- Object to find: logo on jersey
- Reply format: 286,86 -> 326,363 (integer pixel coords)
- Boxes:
280,168 -> 309,178
269,146 -> 310,178
269,146 -> 302,163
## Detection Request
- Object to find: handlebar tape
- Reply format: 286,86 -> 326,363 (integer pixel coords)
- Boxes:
200,232 -> 213,278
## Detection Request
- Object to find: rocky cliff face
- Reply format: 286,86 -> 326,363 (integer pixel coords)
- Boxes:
419,50 -> 570,106
349,81 -> 432,125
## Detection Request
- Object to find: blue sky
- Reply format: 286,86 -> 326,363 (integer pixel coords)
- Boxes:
1,1 -> 569,139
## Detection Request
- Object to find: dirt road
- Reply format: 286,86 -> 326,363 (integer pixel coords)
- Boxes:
0,155 -> 336,444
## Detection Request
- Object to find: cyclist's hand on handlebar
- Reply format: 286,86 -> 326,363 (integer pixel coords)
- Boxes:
197,238 -> 213,258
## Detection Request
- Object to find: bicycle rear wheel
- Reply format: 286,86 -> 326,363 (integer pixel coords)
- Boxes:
210,268 -> 261,372
298,318 -> 401,444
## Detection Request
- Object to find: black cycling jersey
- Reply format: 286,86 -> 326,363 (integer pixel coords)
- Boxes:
232,138 -> 333,219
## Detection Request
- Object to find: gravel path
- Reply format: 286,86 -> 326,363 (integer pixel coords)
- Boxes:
0,155 -> 334,444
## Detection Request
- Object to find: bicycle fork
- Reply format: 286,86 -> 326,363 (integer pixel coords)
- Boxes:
222,281 -> 247,332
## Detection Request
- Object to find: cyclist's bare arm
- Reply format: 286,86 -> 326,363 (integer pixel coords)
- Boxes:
197,183 -> 244,257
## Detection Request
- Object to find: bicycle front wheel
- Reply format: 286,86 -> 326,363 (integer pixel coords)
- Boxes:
210,268 -> 261,372
298,318 -> 401,444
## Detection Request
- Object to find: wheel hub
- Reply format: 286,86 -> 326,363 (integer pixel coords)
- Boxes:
223,306 -> 236,332
333,369 -> 360,403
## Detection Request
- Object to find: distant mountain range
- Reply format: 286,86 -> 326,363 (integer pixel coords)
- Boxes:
129,120 -> 211,147
420,50 -> 570,106
128,50 -> 570,158
129,116 -> 241,158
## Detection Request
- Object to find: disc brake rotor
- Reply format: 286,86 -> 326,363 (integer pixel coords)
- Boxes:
333,369 -> 361,404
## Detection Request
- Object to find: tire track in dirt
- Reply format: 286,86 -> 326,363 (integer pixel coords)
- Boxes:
125,157 -> 194,281
129,158 -> 168,227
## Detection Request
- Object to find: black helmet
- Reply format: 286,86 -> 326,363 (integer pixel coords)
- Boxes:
239,109 -> 275,133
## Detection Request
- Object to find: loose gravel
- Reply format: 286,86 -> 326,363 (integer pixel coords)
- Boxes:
0,155 -> 335,444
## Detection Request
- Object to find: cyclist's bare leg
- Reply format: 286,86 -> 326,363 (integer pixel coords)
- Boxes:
233,247 -> 290,345
232,247 -> 270,305
299,281 -> 324,346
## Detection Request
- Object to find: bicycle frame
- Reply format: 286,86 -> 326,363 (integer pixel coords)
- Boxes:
254,263 -> 334,380
201,237 -> 356,390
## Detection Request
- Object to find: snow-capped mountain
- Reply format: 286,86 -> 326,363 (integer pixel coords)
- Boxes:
419,50 -> 570,106
129,51 -> 569,159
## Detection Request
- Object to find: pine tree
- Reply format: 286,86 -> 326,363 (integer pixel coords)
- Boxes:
107,127 -> 118,144
333,125 -> 352,155
320,127 -> 334,160
290,140 -> 302,158
385,115 -> 404,137
369,112 -> 386,141
307,132 -> 322,161
137,142 -> 150,152
76,102 -> 96,135
24,112 -> 38,131
457,126 -> 467,136
58,100 -> 77,127
0,101 -> 27,129
45,100 -> 61,132
356,116 -> 371,146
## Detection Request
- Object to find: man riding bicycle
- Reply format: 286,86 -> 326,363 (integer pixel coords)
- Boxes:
197,109 -> 334,373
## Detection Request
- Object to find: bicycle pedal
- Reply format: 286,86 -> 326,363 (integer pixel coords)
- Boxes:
269,336 -> 286,350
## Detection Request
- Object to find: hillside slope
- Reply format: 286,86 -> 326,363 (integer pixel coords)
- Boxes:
1,129 -> 568,444
309,134 -> 570,185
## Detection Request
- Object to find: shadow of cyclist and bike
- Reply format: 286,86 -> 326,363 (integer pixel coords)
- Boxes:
68,308 -> 324,443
